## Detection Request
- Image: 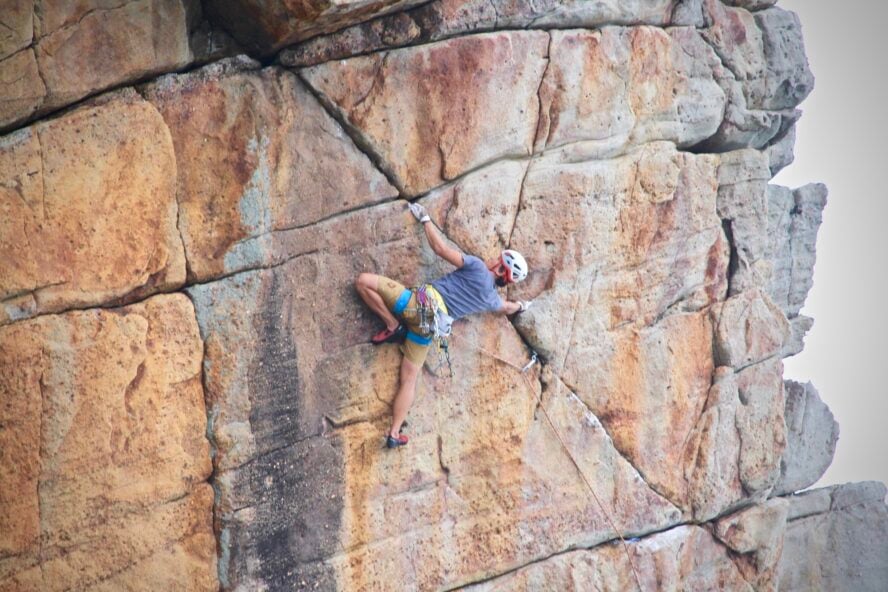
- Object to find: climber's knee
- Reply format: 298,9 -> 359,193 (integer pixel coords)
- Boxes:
356,272 -> 377,293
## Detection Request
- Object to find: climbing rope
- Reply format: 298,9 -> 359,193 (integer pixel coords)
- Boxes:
449,333 -> 645,592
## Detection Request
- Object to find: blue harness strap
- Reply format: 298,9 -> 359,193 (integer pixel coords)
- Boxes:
405,331 -> 432,346
392,289 -> 412,316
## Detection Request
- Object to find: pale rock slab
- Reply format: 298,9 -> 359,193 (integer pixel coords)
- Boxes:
207,0 -> 428,55
34,0 -> 191,108
773,380 -> 839,496
712,288 -> 790,370
755,8 -> 816,111
563,310 -> 716,509
765,121 -> 797,176
735,357 -> 786,494
0,294 -> 215,591
281,0 -> 697,67
765,183 -> 828,318
684,359 -> 786,521
781,314 -> 813,358
464,525 -> 755,591
699,2 -> 813,152
302,31 -> 549,197
186,205 -> 436,588
145,57 -> 397,282
512,143 -> 727,366
723,0 -> 778,9
784,487 -> 832,521
716,148 -> 772,295
318,324 -> 681,591
703,1 -> 770,110
704,0 -> 814,111
0,90 -> 185,324
713,498 -> 789,592
535,27 -> 725,159
780,482 -> 888,592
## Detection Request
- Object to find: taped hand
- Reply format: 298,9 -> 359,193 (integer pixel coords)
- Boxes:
408,202 -> 431,223
518,300 -> 533,313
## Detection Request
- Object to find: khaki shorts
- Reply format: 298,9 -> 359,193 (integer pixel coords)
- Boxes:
377,276 -> 430,366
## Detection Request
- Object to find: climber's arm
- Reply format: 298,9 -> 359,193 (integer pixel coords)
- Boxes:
408,203 -> 464,268
423,220 -> 464,268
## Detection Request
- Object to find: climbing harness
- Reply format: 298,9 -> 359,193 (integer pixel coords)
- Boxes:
449,333 -> 645,592
405,284 -> 455,376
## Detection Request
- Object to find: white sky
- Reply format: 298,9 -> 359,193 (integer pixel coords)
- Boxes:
773,0 -> 888,488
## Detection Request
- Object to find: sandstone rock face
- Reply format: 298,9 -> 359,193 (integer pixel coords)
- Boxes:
0,294 -> 216,590
780,482 -> 888,592
464,525 -> 757,591
302,31 -> 550,197
767,183 -> 828,317
0,90 -> 185,325
280,0 -> 694,67
774,380 -> 839,496
699,3 -> 812,152
0,0 -> 198,131
0,2 -> 879,591
145,57 -> 397,282
300,27 -> 728,197
535,27 -> 725,158
714,498 -> 789,592
185,201 -> 680,589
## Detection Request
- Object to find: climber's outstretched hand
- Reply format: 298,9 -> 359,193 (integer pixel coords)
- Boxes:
408,202 -> 431,223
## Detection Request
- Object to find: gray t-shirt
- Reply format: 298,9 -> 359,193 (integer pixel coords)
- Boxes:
431,255 -> 503,320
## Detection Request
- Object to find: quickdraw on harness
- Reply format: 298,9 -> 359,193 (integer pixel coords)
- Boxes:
399,284 -> 454,376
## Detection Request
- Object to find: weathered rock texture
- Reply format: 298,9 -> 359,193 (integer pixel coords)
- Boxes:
0,90 -> 185,325
774,380 -> 839,497
779,482 -> 888,591
0,0 -> 239,132
0,1 -> 883,591
0,294 -> 215,590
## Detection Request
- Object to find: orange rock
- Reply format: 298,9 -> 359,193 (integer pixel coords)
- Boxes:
0,294 -> 215,591
0,90 -> 184,324
145,58 -> 397,282
302,31 -> 550,196
0,0 -> 194,131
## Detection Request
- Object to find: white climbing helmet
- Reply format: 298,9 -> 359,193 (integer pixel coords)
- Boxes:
500,249 -> 528,283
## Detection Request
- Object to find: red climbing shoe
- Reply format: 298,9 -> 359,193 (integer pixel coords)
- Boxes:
371,324 -> 407,345
385,433 -> 409,448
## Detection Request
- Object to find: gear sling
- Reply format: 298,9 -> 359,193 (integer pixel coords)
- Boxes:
392,284 -> 454,373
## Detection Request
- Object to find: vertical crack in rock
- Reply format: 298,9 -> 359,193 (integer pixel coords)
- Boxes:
181,290 -> 224,587
436,434 -> 451,485
506,158 -> 533,250
720,218 -> 739,296
530,31 -> 553,152
296,72 -> 405,195
36,347 -> 47,587
154,96 -> 193,282
34,123 -> 47,224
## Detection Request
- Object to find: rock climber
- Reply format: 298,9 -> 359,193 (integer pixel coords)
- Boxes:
354,202 -> 532,449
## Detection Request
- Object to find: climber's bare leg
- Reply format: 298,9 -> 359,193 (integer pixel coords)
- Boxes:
389,356 -> 420,437
355,273 -> 399,331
